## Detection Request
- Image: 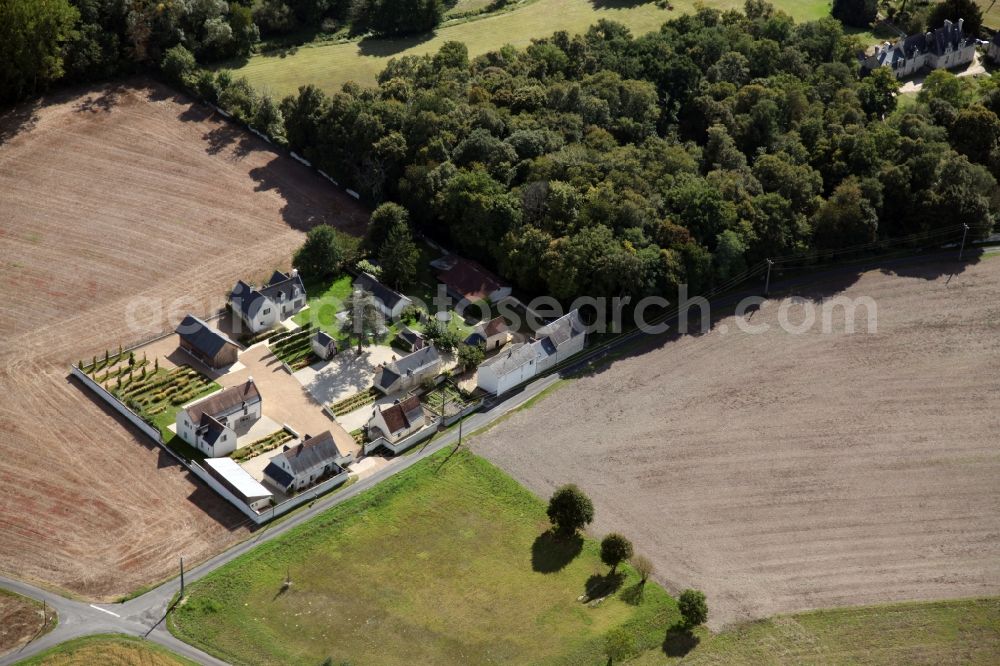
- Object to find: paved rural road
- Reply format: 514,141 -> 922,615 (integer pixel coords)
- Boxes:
2,245 -> 995,665
0,372 -> 561,666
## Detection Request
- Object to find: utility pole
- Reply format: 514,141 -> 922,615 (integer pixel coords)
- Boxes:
764,259 -> 774,297
959,223 -> 970,261
180,557 -> 185,598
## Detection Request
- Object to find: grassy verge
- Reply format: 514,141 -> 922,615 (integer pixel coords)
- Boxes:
17,634 -> 198,666
0,588 -> 56,654
169,448 -> 679,665
631,597 -> 1000,664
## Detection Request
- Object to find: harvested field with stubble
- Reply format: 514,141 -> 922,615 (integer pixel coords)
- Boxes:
0,78 -> 367,599
472,258 -> 1000,629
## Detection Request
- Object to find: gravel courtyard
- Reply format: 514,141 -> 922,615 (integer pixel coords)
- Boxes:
472,258 -> 1000,629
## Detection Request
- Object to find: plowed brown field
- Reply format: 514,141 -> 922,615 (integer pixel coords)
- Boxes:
473,259 -> 1000,629
0,79 -> 367,599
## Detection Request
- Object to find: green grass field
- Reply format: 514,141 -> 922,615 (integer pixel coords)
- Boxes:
229,0 -> 833,96
18,634 -> 198,666
170,448 -> 680,665
630,597 -> 1000,665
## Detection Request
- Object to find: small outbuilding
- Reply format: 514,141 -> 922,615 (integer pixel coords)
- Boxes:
176,314 -> 239,369
204,457 -> 272,511
354,272 -> 412,320
311,330 -> 338,360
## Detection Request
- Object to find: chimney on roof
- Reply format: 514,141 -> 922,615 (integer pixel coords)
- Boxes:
247,376 -> 254,383
958,18 -> 964,34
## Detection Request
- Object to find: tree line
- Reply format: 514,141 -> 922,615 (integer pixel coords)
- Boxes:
0,0 -> 447,107
263,1 -> 996,305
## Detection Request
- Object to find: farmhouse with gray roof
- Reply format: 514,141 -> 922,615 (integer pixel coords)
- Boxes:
374,345 -> 442,394
176,378 -> 262,457
860,18 -> 975,79
229,270 -> 307,334
263,431 -> 347,492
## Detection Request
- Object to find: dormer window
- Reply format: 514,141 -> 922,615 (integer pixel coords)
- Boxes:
263,308 -> 271,315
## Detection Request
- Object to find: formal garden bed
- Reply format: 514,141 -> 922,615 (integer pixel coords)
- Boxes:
329,387 -> 379,416
232,429 -> 295,463
269,324 -> 319,370
113,366 -> 221,439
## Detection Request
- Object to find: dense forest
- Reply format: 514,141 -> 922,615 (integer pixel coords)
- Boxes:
4,1 -> 998,304
266,2 -> 998,300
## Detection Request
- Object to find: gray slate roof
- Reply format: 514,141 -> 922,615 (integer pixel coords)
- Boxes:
376,345 -> 440,390
263,462 -> 294,490
230,271 -> 306,320
271,431 -> 343,475
354,272 -> 409,310
176,314 -> 237,359
185,379 -> 261,424
866,19 -> 972,69
479,342 -> 538,376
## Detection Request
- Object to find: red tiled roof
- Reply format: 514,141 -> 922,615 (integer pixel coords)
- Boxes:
437,258 -> 508,302
482,316 -> 508,337
380,395 -> 422,434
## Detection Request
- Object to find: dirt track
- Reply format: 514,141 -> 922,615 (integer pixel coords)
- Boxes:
0,79 -> 367,599
472,259 -> 1000,628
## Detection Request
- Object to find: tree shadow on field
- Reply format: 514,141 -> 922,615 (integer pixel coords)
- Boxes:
0,100 -> 39,145
662,622 -> 700,658
531,529 -> 583,573
589,0 -> 647,8
74,83 -> 128,114
619,581 -> 645,606
583,571 -> 625,601
248,162 -> 367,234
575,248 -> 986,383
357,31 -> 436,58
203,123 -> 255,159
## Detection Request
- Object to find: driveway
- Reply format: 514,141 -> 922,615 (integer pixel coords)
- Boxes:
899,51 -> 987,93
220,344 -> 357,455
293,344 -> 398,405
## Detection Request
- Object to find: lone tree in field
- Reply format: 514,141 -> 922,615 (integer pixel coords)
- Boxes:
344,289 -> 380,353
678,589 -> 708,630
600,533 -> 633,574
293,224 -> 345,283
831,0 -> 877,28
632,554 -> 654,584
546,484 -> 594,536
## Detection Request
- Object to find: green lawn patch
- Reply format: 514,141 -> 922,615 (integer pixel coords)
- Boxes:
293,274 -> 354,338
227,0 -> 836,96
169,448 -> 679,665
630,597 -> 1000,665
18,633 -> 198,666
